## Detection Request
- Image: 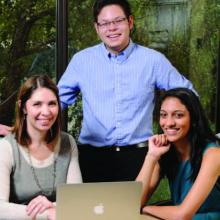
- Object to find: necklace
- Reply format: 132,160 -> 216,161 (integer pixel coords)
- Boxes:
27,149 -> 57,197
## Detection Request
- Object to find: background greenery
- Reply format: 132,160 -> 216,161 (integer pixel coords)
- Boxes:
0,0 -> 219,129
68,0 -> 220,139
0,0 -> 56,125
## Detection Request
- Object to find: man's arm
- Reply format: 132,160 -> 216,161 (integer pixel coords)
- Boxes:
154,53 -> 196,93
57,55 -> 81,109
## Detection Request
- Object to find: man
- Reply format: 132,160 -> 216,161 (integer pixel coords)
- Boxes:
58,0 -> 195,182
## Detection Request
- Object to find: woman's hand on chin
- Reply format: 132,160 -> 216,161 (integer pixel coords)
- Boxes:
148,134 -> 170,160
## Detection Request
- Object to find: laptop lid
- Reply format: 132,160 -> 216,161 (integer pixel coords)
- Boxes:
56,181 -> 142,220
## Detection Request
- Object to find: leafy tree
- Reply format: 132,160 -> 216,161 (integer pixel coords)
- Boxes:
1,0 -> 219,133
0,0 -> 55,125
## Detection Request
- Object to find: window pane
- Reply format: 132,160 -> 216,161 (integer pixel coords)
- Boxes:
0,0 -> 56,125
66,0 -> 220,135
131,0 -> 219,128
67,0 -> 97,138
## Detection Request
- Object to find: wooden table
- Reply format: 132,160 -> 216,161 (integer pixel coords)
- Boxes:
139,213 -> 162,220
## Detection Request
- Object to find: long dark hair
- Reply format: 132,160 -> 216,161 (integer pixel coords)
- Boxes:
13,75 -> 62,147
158,88 -> 220,181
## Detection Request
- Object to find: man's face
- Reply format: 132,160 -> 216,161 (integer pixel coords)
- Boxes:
95,4 -> 133,54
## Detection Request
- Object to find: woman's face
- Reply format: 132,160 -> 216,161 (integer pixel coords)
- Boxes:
159,97 -> 191,145
24,87 -> 59,134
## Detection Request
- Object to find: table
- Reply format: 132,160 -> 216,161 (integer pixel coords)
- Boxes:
139,213 -> 162,220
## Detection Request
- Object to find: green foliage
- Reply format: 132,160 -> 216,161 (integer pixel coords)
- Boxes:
166,37 -> 189,77
189,0 -> 220,122
131,0 -> 155,45
68,0 -> 98,51
0,0 -> 55,124
148,178 -> 170,204
0,0 -> 219,132
68,94 -> 83,140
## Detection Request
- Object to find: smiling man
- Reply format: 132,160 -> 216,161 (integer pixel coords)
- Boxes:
58,0 -> 195,182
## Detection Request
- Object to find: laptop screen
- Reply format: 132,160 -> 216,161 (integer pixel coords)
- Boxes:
56,181 -> 142,220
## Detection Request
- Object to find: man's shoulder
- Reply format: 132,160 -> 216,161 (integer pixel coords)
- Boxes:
135,43 -> 164,58
74,43 -> 102,58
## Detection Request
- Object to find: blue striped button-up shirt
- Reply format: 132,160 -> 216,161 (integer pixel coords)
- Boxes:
58,41 -> 194,146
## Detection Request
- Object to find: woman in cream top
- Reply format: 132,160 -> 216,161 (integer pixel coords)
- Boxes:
0,75 -> 82,220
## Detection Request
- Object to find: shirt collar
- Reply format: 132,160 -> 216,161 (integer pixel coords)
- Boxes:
101,39 -> 135,62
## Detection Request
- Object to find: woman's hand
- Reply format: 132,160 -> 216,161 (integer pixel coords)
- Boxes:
0,124 -> 12,136
47,207 -> 56,220
26,195 -> 54,218
148,134 -> 170,160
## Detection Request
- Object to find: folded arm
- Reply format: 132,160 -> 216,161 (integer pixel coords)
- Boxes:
142,147 -> 220,220
0,139 -> 48,219
136,135 -> 170,206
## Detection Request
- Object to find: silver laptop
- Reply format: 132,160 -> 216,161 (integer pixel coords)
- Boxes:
56,181 -> 144,220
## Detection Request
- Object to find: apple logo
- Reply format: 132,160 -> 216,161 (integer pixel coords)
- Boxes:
93,203 -> 104,215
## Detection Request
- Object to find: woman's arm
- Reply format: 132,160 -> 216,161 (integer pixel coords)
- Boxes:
0,138 -> 48,219
143,147 -> 220,220
136,154 -> 161,206
66,135 -> 82,183
0,124 -> 12,136
136,135 -> 170,206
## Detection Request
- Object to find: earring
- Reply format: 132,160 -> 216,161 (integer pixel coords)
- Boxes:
23,113 -> 27,121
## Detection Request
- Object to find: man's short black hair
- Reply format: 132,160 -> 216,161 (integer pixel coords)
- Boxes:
93,0 -> 132,22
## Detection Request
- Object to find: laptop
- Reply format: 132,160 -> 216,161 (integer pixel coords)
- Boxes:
56,181 -> 146,220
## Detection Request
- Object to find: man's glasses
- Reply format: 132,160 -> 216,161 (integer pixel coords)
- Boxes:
97,17 -> 127,29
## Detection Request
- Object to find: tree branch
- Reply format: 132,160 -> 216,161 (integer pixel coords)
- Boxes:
10,7 -> 55,60
23,38 -> 55,57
